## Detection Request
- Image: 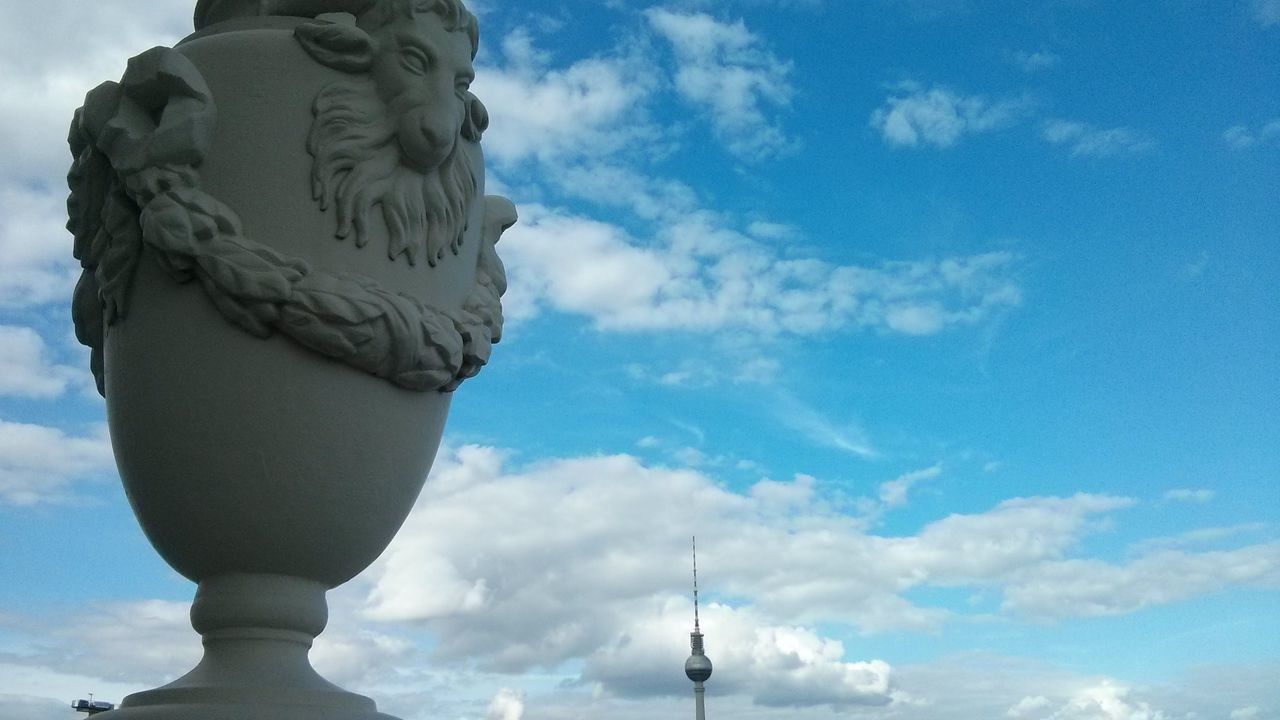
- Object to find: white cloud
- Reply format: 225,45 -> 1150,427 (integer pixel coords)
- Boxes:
0,186 -> 80,308
0,2 -> 186,186
0,419 -> 114,504
646,9 -> 795,160
1041,119 -> 1155,157
344,443 -> 1259,699
1222,119 -> 1280,150
746,220 -> 799,241
870,82 -> 1027,148
3,599 -> 199,686
1046,681 -> 1164,720
503,203 -> 1021,337
1002,543 -> 1280,619
1133,523 -> 1269,553
903,494 -> 1136,584
1230,707 -> 1261,720
584,600 -> 894,707
486,688 -> 526,720
0,695 -> 75,720
879,464 -> 943,508
310,618 -> 414,689
0,325 -> 79,398
476,29 -> 660,167
1253,0 -> 1280,26
773,392 -> 878,458
0,2 -> 187,314
1163,488 -> 1214,503
1010,50 -> 1060,73
1009,694 -> 1052,717
1224,125 -> 1257,149
0,594 -> 422,716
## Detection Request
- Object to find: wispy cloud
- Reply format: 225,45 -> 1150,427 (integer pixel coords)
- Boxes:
774,392 -> 878,458
870,81 -> 1029,148
646,9 -> 796,161
1133,523 -> 1269,553
879,464 -> 943,508
1223,119 -> 1280,150
1163,487 -> 1214,503
1253,0 -> 1280,27
1002,542 -> 1280,619
1009,49 -> 1060,73
1041,119 -> 1156,157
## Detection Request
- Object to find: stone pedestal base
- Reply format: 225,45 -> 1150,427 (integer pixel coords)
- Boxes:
101,574 -> 399,720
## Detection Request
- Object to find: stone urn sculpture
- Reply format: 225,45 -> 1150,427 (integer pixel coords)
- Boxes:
66,1 -> 514,718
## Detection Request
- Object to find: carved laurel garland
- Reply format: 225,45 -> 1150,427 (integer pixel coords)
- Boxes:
69,46 -> 506,395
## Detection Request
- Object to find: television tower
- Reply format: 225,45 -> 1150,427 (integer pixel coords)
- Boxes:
684,537 -> 712,720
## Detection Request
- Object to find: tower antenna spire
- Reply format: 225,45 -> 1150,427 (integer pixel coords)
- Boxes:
685,536 -> 712,720
692,535 -> 701,632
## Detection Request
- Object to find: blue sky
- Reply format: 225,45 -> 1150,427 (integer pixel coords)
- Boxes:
1,0 -> 1278,719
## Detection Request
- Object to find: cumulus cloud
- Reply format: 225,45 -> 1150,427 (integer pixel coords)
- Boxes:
1008,694 -> 1052,717
1041,119 -> 1155,157
486,688 -> 526,720
0,3 -> 185,314
646,9 -> 795,160
1045,681 -> 1165,720
476,29 -> 661,167
1,600 -> 198,686
0,595 -> 422,714
0,186 -> 80,308
503,203 -> 1021,336
344,444 -> 1271,704
3,443 -> 1278,716
0,419 -> 114,504
584,600 -> 894,707
0,2 -> 186,185
870,82 -> 1028,148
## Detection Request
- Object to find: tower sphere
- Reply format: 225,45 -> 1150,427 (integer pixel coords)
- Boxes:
685,652 -> 713,682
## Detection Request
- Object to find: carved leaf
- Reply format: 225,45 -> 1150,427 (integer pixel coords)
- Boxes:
170,187 -> 241,235
290,274 -> 384,325
194,242 -> 295,303
96,189 -> 144,322
278,309 -> 364,358
140,195 -> 197,256
197,273 -> 272,338
394,367 -> 455,392
67,146 -> 113,264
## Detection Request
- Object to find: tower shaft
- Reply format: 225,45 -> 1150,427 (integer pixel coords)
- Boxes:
685,537 -> 712,718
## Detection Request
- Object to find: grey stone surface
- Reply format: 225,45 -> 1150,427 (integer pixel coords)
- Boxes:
66,1 -> 512,717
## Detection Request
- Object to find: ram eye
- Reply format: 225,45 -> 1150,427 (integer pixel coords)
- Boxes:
399,46 -> 431,75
